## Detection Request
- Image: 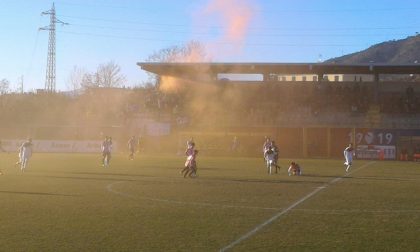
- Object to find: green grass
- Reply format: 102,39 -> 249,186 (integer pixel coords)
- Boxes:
0,153 -> 419,251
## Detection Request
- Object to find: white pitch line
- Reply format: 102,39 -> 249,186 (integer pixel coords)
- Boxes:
106,181 -> 135,199
292,208 -> 420,214
107,180 -> 419,216
219,161 -> 376,252
106,181 -> 281,211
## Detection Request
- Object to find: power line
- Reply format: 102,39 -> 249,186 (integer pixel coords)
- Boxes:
25,30 -> 40,88
268,7 -> 420,13
66,22 -> 413,38
55,0 -> 176,12
58,14 -> 420,32
59,15 -> 195,28
58,30 -> 368,47
54,1 -> 420,13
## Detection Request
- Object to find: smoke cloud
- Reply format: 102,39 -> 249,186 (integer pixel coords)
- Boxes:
157,0 -> 258,125
202,0 -> 255,45
158,0 -> 259,128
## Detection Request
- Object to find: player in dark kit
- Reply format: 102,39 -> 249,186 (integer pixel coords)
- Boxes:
182,149 -> 199,178
288,161 -> 302,176
0,140 -> 6,175
127,136 -> 136,160
271,141 -> 280,169
0,140 -> 6,152
101,136 -> 113,167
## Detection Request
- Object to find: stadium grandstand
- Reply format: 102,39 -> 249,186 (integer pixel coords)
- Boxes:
138,62 -> 420,160
1,63 -> 420,160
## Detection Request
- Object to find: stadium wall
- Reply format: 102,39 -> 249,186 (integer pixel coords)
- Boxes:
178,127 -> 420,160
2,127 -> 419,160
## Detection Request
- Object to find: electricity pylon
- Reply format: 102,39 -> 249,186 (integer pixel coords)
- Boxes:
40,3 -> 68,92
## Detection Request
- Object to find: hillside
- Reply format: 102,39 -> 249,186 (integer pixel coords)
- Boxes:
326,35 -> 420,64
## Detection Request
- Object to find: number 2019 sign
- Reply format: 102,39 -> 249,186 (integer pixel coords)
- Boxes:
349,129 -> 396,146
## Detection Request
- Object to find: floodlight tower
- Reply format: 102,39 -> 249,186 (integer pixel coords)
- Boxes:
40,3 -> 68,92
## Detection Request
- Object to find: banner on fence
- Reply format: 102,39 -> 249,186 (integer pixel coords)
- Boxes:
356,145 -> 396,160
0,140 -> 108,153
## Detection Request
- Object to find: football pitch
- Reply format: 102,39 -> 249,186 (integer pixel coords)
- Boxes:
0,153 -> 419,251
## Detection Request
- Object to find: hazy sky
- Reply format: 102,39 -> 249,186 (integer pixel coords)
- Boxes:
1,0 -> 420,91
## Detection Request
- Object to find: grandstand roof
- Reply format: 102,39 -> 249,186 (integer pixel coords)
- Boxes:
138,62 -> 420,79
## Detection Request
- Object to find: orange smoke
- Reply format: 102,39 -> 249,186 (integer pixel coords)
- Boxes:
159,76 -> 184,93
183,41 -> 210,62
202,0 -> 255,44
183,48 -> 206,62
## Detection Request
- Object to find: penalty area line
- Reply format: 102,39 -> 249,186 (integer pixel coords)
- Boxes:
219,161 -> 376,252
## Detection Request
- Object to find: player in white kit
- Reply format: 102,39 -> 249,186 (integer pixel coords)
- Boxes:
18,138 -> 33,172
264,146 -> 279,174
344,143 -> 355,172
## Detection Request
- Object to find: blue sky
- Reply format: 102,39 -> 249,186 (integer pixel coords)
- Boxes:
1,0 -> 420,91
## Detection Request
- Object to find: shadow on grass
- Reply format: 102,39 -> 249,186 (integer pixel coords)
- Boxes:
199,177 -> 326,185
44,172 -> 327,186
303,173 -> 346,179
40,169 -> 330,186
119,165 -> 238,171
64,171 -> 155,177
204,166 -> 242,171
0,190 -> 77,197
44,175 -> 137,183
